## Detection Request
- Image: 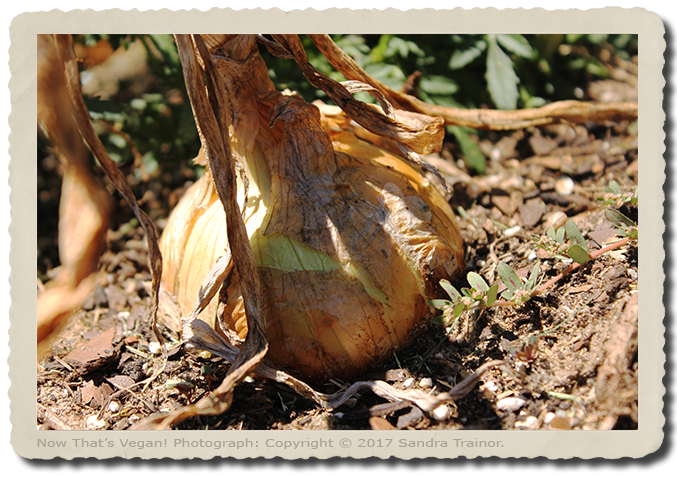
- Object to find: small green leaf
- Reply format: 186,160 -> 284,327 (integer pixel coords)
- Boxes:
555,226 -> 566,245
449,41 -> 486,69
200,365 -> 213,376
501,290 -> 514,300
496,34 -> 534,58
546,226 -> 556,241
486,35 -> 519,110
486,284 -> 498,307
607,180 -> 623,195
461,288 -> 473,298
448,126 -> 486,174
429,299 -> 453,309
431,315 -> 445,325
467,272 -> 489,292
148,34 -> 181,68
568,244 -> 590,264
565,220 -> 588,252
606,209 -> 636,228
420,75 -> 459,95
439,279 -> 461,301
497,262 -> 522,292
453,302 -> 466,318
526,261 -> 541,290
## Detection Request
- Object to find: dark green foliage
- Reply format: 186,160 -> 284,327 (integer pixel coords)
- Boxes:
74,34 -> 201,179
60,34 -> 637,183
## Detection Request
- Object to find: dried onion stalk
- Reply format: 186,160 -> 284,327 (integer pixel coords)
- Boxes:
161,35 -> 464,380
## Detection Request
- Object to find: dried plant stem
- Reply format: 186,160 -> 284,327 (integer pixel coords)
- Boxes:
489,236 -> 635,308
531,236 -> 634,298
308,34 -> 638,130
54,34 -> 170,394
131,34 -> 269,430
56,34 -> 164,347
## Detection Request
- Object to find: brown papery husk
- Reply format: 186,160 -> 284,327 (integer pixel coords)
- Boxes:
161,35 -> 464,381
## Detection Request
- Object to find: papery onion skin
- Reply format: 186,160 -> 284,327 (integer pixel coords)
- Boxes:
160,35 -> 464,381
161,102 -> 464,381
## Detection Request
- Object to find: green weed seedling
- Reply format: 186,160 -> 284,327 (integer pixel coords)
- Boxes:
430,276 -> 498,327
496,261 -> 542,304
531,219 -> 590,265
431,180 -> 637,339
596,181 -> 638,241
597,180 -> 638,208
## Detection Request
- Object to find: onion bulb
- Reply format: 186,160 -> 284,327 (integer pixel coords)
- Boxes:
160,35 -> 464,381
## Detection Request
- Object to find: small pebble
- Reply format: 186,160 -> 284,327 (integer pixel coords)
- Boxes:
402,377 -> 415,389
86,415 -> 107,430
108,401 -> 120,413
148,341 -> 162,355
482,381 -> 500,394
544,412 -> 556,424
490,148 -> 502,162
496,396 -> 527,412
431,404 -> 451,421
504,225 -> 522,238
515,415 -> 539,430
419,377 -> 433,389
527,251 -> 537,261
555,176 -> 575,196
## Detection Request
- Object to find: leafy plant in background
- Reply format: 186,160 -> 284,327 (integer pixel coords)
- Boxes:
290,33 -> 633,176
450,34 -> 537,111
70,34 -> 637,179
75,34 -> 201,181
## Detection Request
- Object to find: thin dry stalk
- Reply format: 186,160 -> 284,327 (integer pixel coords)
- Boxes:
37,35 -> 112,358
130,34 -> 270,430
308,34 -> 638,130
47,35 -> 171,394
265,34 -> 446,155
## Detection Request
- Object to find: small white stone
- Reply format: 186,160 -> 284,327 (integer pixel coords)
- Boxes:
490,148 -> 502,162
481,381 -> 500,394
527,252 -> 538,261
419,377 -> 433,389
148,341 -> 162,355
504,225 -> 522,238
431,404 -> 451,421
544,412 -> 556,424
515,415 -> 539,430
108,401 -> 120,413
555,176 -> 575,196
496,396 -> 527,412
117,311 -> 130,321
402,377 -> 415,389
86,415 -> 107,430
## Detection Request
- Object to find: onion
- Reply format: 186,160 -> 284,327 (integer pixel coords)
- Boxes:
160,35 -> 464,380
